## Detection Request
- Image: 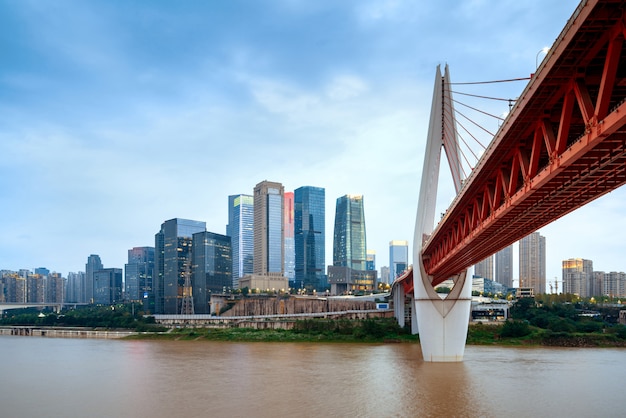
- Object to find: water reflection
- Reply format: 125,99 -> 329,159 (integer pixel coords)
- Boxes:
0,337 -> 625,418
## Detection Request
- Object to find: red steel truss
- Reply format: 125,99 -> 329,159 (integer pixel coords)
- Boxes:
423,0 -> 626,286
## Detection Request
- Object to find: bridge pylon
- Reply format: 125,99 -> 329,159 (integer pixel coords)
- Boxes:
412,64 -> 472,362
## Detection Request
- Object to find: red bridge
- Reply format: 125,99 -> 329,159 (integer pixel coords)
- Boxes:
422,0 -> 626,286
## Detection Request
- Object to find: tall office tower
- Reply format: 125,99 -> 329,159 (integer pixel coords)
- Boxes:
562,258 -> 593,297
85,254 -> 103,304
389,240 -> 409,283
253,180 -> 284,275
519,232 -> 546,295
474,255 -> 494,280
284,191 -> 295,282
93,268 -> 123,305
192,231 -> 232,313
333,195 -> 367,270
227,194 -> 254,289
46,272 -> 64,303
294,186 -> 325,291
366,250 -> 376,271
125,247 -> 155,309
154,218 -> 206,314
65,271 -> 85,303
495,245 -> 514,288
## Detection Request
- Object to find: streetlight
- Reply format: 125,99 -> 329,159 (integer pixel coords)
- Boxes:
536,46 -> 550,69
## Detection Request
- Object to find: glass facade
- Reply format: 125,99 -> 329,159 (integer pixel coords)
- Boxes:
154,218 -> 206,314
389,240 -> 409,283
333,195 -> 366,270
125,247 -> 155,311
93,268 -> 123,305
284,192 -> 295,281
227,194 -> 254,288
294,186 -> 325,290
267,192 -> 283,273
192,231 -> 232,314
85,254 -> 103,304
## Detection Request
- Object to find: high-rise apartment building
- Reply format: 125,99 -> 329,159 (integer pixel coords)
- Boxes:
284,191 -> 295,282
562,258 -> 593,297
294,186 -> 325,291
253,180 -> 284,276
495,245 -> 513,288
389,240 -> 409,283
474,255 -> 494,281
46,272 -> 64,304
227,194 -> 254,289
519,232 -> 546,295
154,218 -> 206,314
93,268 -> 123,305
85,254 -> 103,304
125,247 -> 155,310
192,231 -> 232,313
333,195 -> 367,270
65,271 -> 85,303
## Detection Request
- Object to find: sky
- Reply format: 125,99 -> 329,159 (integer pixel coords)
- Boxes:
3,0 -> 622,291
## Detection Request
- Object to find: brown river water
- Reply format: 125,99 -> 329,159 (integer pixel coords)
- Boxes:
1,336 -> 624,417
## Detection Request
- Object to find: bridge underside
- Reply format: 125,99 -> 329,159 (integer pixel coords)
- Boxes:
424,0 -> 626,285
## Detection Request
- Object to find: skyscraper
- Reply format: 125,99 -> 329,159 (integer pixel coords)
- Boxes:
226,194 -> 254,289
125,247 -> 155,310
366,250 -> 376,271
253,180 -> 284,276
519,232 -> 546,295
562,258 -> 593,297
284,191 -> 295,282
93,268 -> 123,305
389,240 -> 409,283
65,271 -> 85,303
474,255 -> 494,280
333,195 -> 366,270
85,254 -> 103,304
495,245 -> 513,288
154,218 -> 206,314
192,231 -> 232,313
294,186 -> 325,291
329,195 -> 375,294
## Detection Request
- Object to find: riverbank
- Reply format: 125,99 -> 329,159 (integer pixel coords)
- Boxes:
0,326 -> 135,339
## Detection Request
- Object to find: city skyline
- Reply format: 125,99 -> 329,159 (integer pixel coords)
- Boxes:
3,0 -> 626,285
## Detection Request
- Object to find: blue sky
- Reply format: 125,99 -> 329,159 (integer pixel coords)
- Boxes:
4,0 -> 622,290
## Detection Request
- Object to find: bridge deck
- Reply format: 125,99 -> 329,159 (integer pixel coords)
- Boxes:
423,0 -> 626,284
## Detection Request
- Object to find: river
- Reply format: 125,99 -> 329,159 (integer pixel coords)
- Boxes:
1,336 -> 624,417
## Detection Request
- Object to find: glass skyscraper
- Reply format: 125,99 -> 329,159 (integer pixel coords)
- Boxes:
253,181 -> 284,275
154,218 -> 206,314
284,192 -> 295,281
192,231 -> 232,313
125,246 -> 155,311
227,194 -> 254,288
93,268 -> 123,305
85,254 -> 103,304
389,240 -> 409,283
333,195 -> 367,270
294,186 -> 325,290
